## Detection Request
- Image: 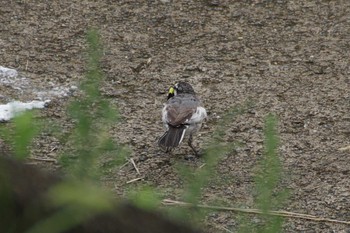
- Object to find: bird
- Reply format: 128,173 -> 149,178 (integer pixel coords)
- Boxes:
158,81 -> 207,156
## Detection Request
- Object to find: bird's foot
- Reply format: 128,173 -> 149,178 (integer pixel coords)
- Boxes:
184,154 -> 197,161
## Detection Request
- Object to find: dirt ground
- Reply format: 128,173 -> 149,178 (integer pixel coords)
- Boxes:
1,0 -> 350,232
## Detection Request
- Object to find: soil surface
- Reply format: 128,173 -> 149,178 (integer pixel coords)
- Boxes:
1,1 -> 350,232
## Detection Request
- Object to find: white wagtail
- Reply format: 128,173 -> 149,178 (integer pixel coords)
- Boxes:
158,82 -> 207,156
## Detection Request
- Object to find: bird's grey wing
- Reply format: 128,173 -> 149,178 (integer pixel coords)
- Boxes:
165,104 -> 195,126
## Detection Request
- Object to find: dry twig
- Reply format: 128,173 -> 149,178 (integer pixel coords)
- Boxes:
25,60 -> 29,71
126,177 -> 144,184
49,147 -> 57,152
339,145 -> 350,152
214,224 -> 234,233
129,158 -> 141,175
30,157 -> 57,163
119,161 -> 129,170
162,199 -> 350,225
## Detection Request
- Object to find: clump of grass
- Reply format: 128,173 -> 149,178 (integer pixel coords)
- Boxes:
238,114 -> 287,233
255,114 -> 286,231
163,111 -> 288,233
0,29 -> 127,233
25,29 -> 130,233
167,107 -> 245,224
0,111 -> 40,160
59,29 -> 127,181
24,29 -> 127,233
26,181 -> 115,233
182,107 -> 243,204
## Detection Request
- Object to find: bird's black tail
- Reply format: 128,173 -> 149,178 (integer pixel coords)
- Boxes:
158,125 -> 187,149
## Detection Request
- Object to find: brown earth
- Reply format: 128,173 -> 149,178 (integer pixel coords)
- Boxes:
1,0 -> 350,232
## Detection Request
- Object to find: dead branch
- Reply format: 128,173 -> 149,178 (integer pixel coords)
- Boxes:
161,199 -> 350,225
129,158 -> 141,175
126,177 -> 144,184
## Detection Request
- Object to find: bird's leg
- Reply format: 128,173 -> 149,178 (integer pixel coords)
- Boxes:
188,135 -> 199,156
165,147 -> 172,153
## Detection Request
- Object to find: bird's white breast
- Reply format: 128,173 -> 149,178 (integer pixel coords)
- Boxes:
186,106 -> 207,124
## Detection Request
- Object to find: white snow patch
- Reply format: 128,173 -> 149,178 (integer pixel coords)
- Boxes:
0,100 -> 50,122
0,66 -> 78,100
0,66 -> 18,78
35,85 -> 78,100
0,66 -> 30,92
0,66 -> 79,121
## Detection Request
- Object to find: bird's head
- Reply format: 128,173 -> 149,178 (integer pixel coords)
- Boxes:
167,82 -> 195,100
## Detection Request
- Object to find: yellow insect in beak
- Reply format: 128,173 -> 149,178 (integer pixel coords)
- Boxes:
167,87 -> 175,100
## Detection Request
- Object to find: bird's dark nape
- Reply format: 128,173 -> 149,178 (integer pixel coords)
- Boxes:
158,125 -> 187,149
